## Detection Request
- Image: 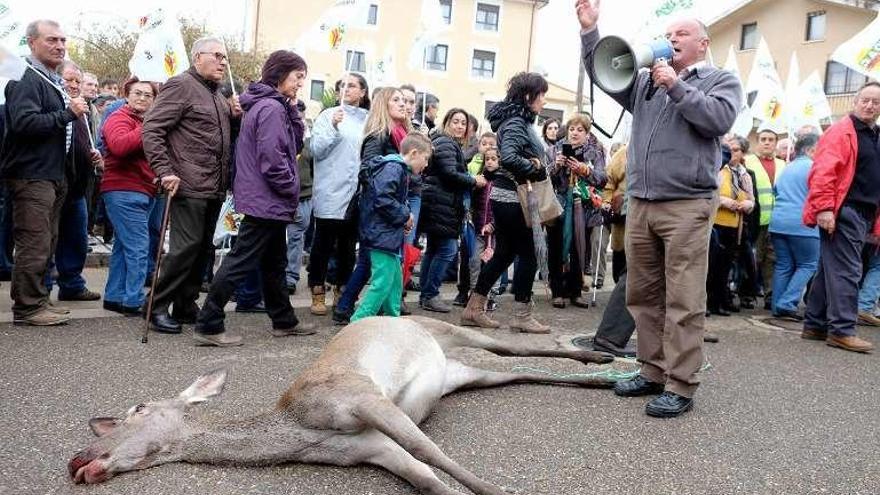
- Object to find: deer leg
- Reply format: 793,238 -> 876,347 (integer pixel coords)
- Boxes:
365,433 -> 469,495
352,396 -> 508,495
442,359 -> 614,395
415,317 -> 614,365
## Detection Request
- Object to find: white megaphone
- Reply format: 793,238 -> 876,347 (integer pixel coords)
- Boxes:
591,35 -> 675,93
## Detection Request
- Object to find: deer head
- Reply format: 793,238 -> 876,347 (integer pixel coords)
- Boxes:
68,369 -> 227,484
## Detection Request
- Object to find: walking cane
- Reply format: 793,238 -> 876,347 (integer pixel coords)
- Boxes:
142,189 -> 176,343
591,222 -> 604,307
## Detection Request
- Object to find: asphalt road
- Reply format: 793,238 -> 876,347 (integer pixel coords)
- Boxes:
1,291 -> 878,495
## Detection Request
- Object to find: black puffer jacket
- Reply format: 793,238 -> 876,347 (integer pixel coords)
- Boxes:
419,134 -> 475,238
486,101 -> 546,192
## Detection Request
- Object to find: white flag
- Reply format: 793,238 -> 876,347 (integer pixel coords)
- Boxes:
796,71 -> 833,130
407,0 -> 446,70
782,51 -> 801,131
831,15 -> 880,79
369,43 -> 398,87
723,45 -> 754,137
748,38 -> 786,131
636,0 -> 697,41
296,0 -> 370,53
128,9 -> 190,83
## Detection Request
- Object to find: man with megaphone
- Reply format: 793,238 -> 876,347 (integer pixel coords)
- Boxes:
576,0 -> 742,418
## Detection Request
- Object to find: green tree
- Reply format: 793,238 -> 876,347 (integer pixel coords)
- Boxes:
68,17 -> 266,85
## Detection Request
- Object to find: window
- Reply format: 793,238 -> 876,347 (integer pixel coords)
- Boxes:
440,0 -> 452,24
806,11 -> 826,41
740,22 -> 757,50
476,3 -> 499,31
345,50 -> 367,73
472,50 -> 495,78
425,44 -> 448,71
367,4 -> 378,25
824,61 -> 868,95
309,80 -> 325,101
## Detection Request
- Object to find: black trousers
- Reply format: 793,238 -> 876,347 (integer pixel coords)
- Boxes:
307,217 -> 357,289
151,196 -> 222,316
593,268 -> 635,347
546,219 -> 585,299
611,249 -> 626,283
707,225 -> 739,311
196,216 -> 297,334
474,200 -> 537,303
804,204 -> 872,337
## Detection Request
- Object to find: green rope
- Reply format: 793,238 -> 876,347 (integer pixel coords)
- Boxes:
512,360 -> 713,383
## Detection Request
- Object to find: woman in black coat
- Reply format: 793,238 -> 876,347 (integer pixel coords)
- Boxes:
460,72 -> 552,333
418,108 -> 486,312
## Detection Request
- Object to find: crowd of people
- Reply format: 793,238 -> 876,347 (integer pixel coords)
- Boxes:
2,8 -> 878,419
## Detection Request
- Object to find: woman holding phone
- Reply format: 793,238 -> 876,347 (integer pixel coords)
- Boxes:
545,114 -> 606,308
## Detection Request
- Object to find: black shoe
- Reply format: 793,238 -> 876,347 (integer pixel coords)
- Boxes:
171,304 -> 199,324
773,308 -> 804,321
740,299 -> 755,310
122,305 -> 144,317
709,307 -> 731,317
151,313 -> 182,334
103,300 -> 123,314
452,292 -> 468,307
332,308 -> 352,326
486,298 -> 498,312
235,302 -> 267,313
613,375 -> 664,397
0,271 -> 11,282
496,285 -> 508,296
399,299 -> 411,316
763,298 -> 772,311
592,337 -> 636,358
405,280 -> 420,292
286,283 -> 297,295
645,391 -> 693,418
703,333 -> 720,343
723,303 -> 740,313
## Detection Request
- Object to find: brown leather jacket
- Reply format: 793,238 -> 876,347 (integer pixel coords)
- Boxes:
143,67 -> 232,199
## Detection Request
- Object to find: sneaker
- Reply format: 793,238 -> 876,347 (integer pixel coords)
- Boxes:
419,297 -> 451,313
857,312 -> 880,327
14,308 -> 69,326
193,332 -> 243,347
58,288 -> 101,301
47,302 -> 71,315
269,322 -> 317,337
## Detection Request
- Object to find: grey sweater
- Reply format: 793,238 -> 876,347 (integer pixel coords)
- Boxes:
582,29 -> 742,201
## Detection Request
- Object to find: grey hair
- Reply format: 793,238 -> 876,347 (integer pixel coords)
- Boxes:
25,19 -> 60,40
82,72 -> 98,82
730,135 -> 749,154
60,60 -> 82,75
794,133 -> 820,157
190,36 -> 224,60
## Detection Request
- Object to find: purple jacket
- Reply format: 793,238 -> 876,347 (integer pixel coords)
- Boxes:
233,82 -> 304,222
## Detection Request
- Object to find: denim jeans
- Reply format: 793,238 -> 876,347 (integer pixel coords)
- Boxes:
405,195 -> 422,245
47,196 -> 89,296
771,233 -> 819,313
336,246 -> 371,314
103,191 -> 154,308
419,235 -> 458,301
858,247 -> 880,313
286,197 -> 312,286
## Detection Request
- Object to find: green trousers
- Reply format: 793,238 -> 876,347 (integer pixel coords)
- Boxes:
351,250 -> 402,321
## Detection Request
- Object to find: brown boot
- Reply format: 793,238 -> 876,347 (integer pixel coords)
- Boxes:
461,293 -> 500,328
510,301 -> 550,334
13,307 -> 70,326
332,286 -> 345,307
826,334 -> 874,353
310,286 -> 327,316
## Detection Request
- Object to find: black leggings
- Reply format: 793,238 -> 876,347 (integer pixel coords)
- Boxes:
307,217 -> 357,288
474,200 -> 537,302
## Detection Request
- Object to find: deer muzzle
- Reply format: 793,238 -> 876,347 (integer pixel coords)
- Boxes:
68,450 -> 109,484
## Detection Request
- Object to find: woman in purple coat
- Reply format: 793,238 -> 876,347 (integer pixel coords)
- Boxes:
194,51 -> 316,346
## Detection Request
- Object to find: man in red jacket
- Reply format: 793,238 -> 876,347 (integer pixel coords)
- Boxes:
802,82 -> 880,353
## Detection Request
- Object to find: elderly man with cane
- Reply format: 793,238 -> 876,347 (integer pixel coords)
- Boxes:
142,37 -> 242,343
577,0 -> 741,417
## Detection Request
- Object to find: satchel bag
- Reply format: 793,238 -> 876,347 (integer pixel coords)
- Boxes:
517,177 -> 563,227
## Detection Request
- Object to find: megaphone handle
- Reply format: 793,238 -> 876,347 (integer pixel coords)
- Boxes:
645,75 -> 659,101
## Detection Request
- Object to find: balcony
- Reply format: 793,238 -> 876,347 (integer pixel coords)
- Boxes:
827,93 -> 855,120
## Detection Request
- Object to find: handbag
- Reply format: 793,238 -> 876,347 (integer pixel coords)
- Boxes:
517,177 -> 563,227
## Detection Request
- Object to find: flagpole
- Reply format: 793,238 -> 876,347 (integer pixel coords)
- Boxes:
420,89 -> 426,127
227,62 -> 237,97
340,50 -> 356,110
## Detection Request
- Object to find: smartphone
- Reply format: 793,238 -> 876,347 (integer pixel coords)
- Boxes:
562,144 -> 575,158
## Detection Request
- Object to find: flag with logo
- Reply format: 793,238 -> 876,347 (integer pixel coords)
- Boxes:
297,0 -> 370,53
128,9 -> 190,83
0,1 -> 29,103
748,38 -> 786,131
723,44 -> 754,136
831,15 -> 880,79
369,43 -> 398,87
407,0 -> 446,69
795,71 -> 832,130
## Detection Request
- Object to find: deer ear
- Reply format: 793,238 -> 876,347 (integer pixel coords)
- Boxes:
89,417 -> 123,437
178,369 -> 227,405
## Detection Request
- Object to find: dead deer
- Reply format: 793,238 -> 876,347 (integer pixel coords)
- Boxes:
69,316 -> 614,494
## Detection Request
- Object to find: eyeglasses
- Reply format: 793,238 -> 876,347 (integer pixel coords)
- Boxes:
198,51 -> 228,62
130,90 -> 154,99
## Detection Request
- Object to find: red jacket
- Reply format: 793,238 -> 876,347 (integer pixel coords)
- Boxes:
803,115 -> 880,236
100,105 -> 158,197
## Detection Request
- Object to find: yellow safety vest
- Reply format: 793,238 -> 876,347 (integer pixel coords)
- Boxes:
715,166 -> 749,228
744,154 -> 786,226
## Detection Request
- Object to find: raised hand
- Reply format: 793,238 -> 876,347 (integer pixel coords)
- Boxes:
575,0 -> 601,31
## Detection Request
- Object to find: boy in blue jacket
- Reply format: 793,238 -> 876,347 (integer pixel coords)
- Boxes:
352,133 -> 432,321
